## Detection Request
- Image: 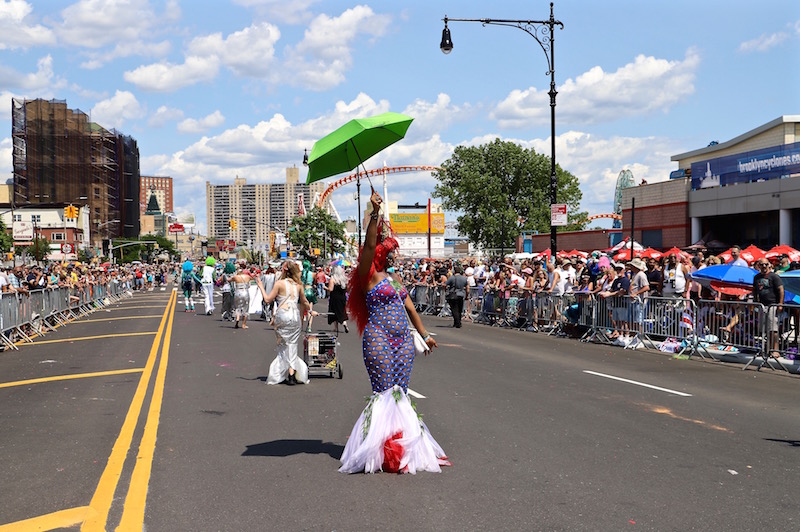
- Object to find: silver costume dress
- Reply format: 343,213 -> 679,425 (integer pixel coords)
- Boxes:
266,281 -> 309,384
233,281 -> 250,321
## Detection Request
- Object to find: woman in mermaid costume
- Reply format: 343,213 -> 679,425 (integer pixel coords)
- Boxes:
339,190 -> 450,474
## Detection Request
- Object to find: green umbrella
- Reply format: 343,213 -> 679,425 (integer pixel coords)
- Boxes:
306,112 -> 414,184
305,112 -> 414,244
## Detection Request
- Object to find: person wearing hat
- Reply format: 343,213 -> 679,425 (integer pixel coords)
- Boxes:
628,258 -> 650,339
607,262 -> 630,339
445,264 -> 469,328
220,262 -> 236,321
200,257 -> 217,315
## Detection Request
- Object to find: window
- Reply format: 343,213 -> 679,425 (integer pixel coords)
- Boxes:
12,214 -> 21,222
31,214 -> 41,224
52,232 -> 65,241
641,229 -> 663,249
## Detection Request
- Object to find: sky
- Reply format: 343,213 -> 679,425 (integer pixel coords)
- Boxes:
0,0 -> 798,235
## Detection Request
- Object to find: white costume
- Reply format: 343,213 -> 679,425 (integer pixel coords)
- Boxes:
201,264 -> 216,314
266,281 -> 309,385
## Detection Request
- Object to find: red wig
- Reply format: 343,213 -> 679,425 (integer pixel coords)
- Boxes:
347,217 -> 398,334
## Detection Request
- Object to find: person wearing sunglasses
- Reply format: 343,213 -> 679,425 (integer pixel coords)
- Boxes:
752,260 -> 784,358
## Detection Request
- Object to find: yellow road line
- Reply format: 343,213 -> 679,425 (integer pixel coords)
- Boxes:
0,368 -> 144,389
116,283 -> 177,530
19,332 -> 157,346
0,505 -> 96,531
76,315 -> 163,324
81,290 -> 176,532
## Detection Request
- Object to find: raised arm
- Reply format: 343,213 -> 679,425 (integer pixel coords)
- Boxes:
356,190 -> 382,281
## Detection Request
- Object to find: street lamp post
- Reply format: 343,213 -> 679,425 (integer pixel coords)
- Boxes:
440,2 -> 564,260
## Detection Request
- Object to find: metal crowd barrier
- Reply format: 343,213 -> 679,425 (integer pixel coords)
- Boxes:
0,281 -> 133,350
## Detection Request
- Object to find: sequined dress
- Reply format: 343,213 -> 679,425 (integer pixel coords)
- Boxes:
339,277 -> 450,474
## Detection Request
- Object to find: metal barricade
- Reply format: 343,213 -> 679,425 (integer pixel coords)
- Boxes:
690,298 -> 765,365
533,293 -> 564,335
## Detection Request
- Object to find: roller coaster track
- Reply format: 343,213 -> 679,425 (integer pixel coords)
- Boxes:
316,165 -> 441,208
585,213 -> 622,222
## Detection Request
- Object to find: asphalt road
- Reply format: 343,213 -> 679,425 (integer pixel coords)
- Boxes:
1,284 -> 799,531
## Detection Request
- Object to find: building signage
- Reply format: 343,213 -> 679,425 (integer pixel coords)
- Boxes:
168,223 -> 184,233
550,204 -> 568,226
389,213 -> 445,234
61,243 -> 75,254
12,221 -> 34,240
691,140 -> 800,190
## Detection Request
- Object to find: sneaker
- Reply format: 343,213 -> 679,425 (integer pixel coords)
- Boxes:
343,323 -> 349,334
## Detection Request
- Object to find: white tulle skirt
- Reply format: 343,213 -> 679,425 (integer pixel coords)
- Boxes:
339,385 -> 450,474
266,306 -> 309,385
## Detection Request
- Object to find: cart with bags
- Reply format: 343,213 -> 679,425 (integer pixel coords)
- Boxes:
303,331 -> 343,379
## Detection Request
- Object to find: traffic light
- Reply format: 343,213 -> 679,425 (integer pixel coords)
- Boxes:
229,219 -> 237,230
64,205 -> 78,219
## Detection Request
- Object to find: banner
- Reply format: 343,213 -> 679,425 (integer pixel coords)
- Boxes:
691,140 -> 800,190
389,213 -> 445,234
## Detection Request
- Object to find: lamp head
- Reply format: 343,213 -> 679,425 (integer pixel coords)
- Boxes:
302,148 -> 309,167
440,17 -> 453,54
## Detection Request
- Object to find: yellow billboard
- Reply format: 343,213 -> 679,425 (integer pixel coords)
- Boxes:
390,213 -> 445,234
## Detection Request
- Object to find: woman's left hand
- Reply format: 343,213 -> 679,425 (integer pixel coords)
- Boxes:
425,336 -> 438,352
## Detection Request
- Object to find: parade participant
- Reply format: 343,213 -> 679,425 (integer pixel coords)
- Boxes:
255,261 -> 318,385
220,262 -> 235,321
339,190 -> 449,474
301,259 -> 317,331
259,265 -> 277,321
200,257 -> 217,315
231,261 -> 252,329
181,260 -> 200,312
327,265 -> 349,334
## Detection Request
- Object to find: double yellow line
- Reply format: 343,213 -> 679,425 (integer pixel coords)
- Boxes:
0,291 -> 178,532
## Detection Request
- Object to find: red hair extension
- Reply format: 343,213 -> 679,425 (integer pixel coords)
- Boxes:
347,217 -> 398,334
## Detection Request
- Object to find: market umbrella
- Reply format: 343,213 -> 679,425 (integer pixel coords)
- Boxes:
778,270 -> 800,297
305,112 -> 414,244
639,248 -> 662,260
663,247 -> 689,259
690,264 -> 757,289
568,249 -> 588,258
740,244 -> 766,264
330,259 -> 351,267
765,244 -> 800,262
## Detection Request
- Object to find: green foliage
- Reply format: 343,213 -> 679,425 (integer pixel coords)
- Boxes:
22,236 -> 51,263
287,207 -> 347,261
433,139 -> 587,252
0,219 -> 13,253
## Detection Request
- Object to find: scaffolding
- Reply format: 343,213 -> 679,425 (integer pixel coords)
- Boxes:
11,98 -> 140,245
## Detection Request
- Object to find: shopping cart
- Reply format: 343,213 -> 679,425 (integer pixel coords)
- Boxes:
303,331 -> 343,379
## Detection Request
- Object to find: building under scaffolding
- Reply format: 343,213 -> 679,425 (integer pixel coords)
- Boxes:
11,98 -> 140,246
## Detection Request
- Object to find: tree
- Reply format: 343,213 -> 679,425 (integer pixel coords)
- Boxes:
433,139 -> 587,254
23,235 -> 52,264
287,207 -> 347,262
0,219 -> 13,253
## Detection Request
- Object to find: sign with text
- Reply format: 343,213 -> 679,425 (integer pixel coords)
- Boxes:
168,223 -> 184,233
691,140 -> 800,190
12,221 -> 34,240
389,213 -> 445,234
550,204 -> 568,226
61,243 -> 75,254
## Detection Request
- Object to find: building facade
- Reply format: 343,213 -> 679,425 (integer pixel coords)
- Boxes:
10,98 -> 140,246
672,115 -> 800,249
206,168 -> 325,245
140,175 -> 173,217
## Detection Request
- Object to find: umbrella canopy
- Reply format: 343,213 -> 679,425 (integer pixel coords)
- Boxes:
663,247 -> 689,259
779,270 -> 800,297
608,237 -> 643,253
740,244 -> 765,264
639,248 -> 662,260
613,248 -> 641,261
305,112 -> 414,184
567,249 -> 588,258
690,264 -> 757,288
765,244 -> 800,262
330,259 -> 351,267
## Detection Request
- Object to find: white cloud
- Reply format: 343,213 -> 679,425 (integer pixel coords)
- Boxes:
0,0 -> 56,50
232,0 -> 319,24
80,40 -> 171,70
90,90 -> 144,128
124,55 -> 220,92
177,110 -> 225,134
492,48 -> 701,128
739,31 -> 789,52
147,105 -> 184,128
0,137 -> 12,183
55,0 -> 159,48
401,94 -> 474,140
187,22 -> 281,77
287,6 -> 392,91
0,54 -> 62,90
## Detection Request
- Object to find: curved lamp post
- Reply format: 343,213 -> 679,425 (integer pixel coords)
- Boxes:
441,2 -> 563,259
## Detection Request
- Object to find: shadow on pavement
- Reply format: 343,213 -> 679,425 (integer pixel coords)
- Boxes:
764,438 -> 800,448
242,439 -> 344,458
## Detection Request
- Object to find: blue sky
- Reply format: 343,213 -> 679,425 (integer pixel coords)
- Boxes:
0,0 -> 798,234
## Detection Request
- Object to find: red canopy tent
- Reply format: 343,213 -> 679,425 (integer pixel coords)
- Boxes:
639,248 -> 663,260
740,245 -> 766,264
663,247 -> 689,259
